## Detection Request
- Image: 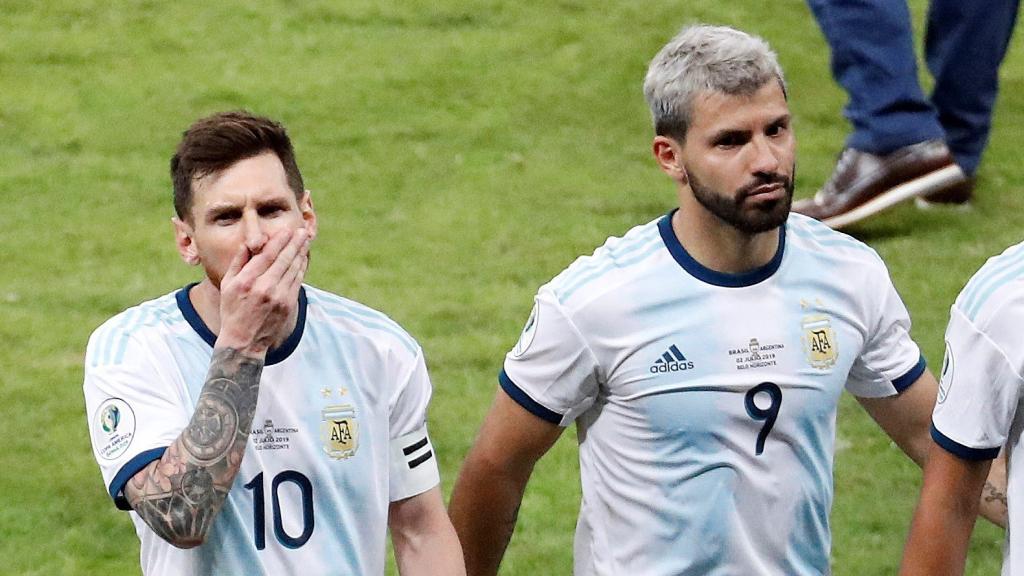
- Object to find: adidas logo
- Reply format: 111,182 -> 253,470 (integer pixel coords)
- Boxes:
650,344 -> 695,373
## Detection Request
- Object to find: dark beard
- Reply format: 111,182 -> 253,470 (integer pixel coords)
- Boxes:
689,167 -> 794,234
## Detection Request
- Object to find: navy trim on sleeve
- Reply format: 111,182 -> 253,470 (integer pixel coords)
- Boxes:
892,354 -> 927,393
931,423 -> 1000,461
658,209 -> 785,288
176,284 -> 307,366
498,369 -> 564,425
108,447 -> 167,511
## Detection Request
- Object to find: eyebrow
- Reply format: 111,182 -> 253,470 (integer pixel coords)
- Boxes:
201,205 -> 241,224
708,113 -> 791,141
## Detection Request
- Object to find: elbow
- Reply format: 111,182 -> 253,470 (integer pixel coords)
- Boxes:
168,535 -> 205,549
141,516 -> 212,549
129,490 -> 221,549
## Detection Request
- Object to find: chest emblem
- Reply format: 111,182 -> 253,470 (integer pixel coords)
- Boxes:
728,337 -> 784,370
321,404 -> 359,460
801,314 -> 838,369
250,418 -> 299,451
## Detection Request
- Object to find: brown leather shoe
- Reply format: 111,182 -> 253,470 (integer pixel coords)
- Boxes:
792,140 -> 967,229
915,176 -> 974,208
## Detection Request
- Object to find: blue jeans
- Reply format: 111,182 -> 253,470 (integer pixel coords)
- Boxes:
807,0 -> 1019,175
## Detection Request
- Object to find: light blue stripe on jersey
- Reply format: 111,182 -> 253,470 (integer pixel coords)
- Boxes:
88,307 -> 140,368
552,223 -> 659,292
786,216 -> 878,255
111,298 -> 179,365
959,242 -> 1024,322
89,295 -> 179,367
307,289 -> 419,355
556,227 -> 663,302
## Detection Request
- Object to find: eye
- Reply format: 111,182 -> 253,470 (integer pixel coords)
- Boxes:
714,132 -> 749,149
766,120 -> 789,137
211,210 -> 241,225
258,204 -> 287,218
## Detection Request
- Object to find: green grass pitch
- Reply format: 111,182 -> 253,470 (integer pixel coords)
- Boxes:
1,1 -> 1020,574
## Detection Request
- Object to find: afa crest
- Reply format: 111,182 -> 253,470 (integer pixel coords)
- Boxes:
801,314 -> 838,370
321,404 -> 359,460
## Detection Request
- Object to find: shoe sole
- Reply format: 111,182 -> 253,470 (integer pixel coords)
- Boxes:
914,196 -> 972,211
822,164 -> 966,229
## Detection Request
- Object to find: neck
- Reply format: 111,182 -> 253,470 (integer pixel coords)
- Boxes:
672,198 -> 781,275
189,279 -> 299,350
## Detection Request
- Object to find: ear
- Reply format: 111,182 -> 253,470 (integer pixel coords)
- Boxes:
300,190 -> 318,241
172,217 -> 200,266
652,135 -> 688,185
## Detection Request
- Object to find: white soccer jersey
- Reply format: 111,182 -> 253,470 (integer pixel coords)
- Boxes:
931,240 -> 1024,576
502,211 -> 924,576
84,285 -> 440,576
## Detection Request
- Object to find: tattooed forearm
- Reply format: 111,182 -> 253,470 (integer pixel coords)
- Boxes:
984,480 -> 1008,507
980,478 -> 1010,529
126,348 -> 263,548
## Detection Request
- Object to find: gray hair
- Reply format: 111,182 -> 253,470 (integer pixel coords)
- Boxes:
643,24 -> 786,140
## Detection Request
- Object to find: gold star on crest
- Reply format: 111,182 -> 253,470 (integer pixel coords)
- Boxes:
321,387 -> 332,398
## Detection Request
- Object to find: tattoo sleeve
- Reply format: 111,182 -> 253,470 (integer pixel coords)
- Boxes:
125,348 -> 263,548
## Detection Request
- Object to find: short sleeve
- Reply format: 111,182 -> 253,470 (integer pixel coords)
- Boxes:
388,348 -> 440,501
83,329 -> 189,510
500,289 -> 601,426
931,306 -> 1024,460
845,265 -> 925,398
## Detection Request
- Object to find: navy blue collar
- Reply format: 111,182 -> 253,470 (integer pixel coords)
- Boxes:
657,209 -> 785,288
175,283 -> 307,366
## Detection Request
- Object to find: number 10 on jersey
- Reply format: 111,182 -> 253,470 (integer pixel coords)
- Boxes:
244,470 -> 315,550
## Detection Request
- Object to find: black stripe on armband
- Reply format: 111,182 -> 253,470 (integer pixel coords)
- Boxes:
931,423 -> 1000,461
892,354 -> 927,393
498,369 -> 563,425
403,437 -> 428,456
408,450 -> 433,469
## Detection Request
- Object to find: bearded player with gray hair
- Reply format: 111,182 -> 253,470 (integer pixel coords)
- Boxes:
449,24 -> 1006,575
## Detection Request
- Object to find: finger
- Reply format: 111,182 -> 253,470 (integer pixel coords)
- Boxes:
222,243 -> 252,283
260,228 -> 308,284
239,228 -> 296,279
279,236 -> 310,295
279,251 -> 307,298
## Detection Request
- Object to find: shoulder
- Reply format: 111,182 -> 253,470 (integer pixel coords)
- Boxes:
85,290 -> 184,368
545,215 -> 667,310
302,285 -> 422,358
953,241 -> 1024,334
783,213 -> 893,285
785,213 -> 886,266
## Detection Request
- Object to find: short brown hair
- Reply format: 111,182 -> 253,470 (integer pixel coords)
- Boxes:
171,110 -> 305,219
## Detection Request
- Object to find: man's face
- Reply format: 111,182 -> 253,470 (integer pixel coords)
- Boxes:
173,152 -> 317,287
677,81 -> 795,234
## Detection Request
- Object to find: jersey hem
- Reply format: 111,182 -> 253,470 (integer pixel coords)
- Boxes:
108,446 -> 167,510
498,369 -> 564,425
892,354 -> 927,393
930,423 -> 1000,461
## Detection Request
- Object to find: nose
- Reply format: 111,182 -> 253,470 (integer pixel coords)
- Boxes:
749,136 -> 781,175
241,213 -> 268,254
